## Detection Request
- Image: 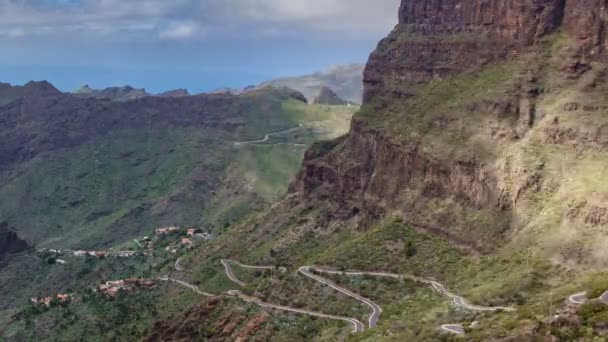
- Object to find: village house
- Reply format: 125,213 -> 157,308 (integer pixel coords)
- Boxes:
155,227 -> 179,236
98,278 -> 155,298
181,238 -> 193,246
187,228 -> 196,236
73,250 -> 106,258
31,293 -> 71,307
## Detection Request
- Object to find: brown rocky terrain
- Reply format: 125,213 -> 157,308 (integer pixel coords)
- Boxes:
145,297 -> 272,342
289,0 -> 608,262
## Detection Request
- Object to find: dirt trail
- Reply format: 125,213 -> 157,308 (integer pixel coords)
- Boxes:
233,124 -> 304,145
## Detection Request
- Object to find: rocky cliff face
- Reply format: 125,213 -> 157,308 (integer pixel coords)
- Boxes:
292,0 -> 608,259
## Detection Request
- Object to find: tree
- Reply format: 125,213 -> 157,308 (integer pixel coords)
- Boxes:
406,240 -> 417,258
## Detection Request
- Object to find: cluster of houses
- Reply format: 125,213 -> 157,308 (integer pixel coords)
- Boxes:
72,250 -> 137,258
155,226 -> 180,236
30,293 -> 71,307
73,250 -> 107,258
98,278 -> 155,298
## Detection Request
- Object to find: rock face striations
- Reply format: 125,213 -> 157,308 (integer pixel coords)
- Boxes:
291,0 -> 608,260
365,0 -> 608,102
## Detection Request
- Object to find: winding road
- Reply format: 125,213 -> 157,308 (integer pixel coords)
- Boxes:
175,257 -> 184,272
299,266 -> 382,328
307,268 -> 516,313
222,259 -> 287,273
172,257 -> 517,335
233,124 -> 304,146
568,292 -> 588,305
220,260 -> 367,333
568,291 -> 608,305
221,259 -> 246,286
226,290 -> 365,333
441,324 -> 465,335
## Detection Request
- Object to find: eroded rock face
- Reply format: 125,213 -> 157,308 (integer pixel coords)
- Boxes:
563,0 -> 608,59
291,0 -> 608,251
365,0 -> 608,102
398,0 -> 565,41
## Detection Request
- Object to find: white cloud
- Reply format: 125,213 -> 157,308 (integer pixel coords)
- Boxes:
208,0 -> 399,37
0,27 -> 25,38
159,22 -> 204,40
0,0 -> 399,41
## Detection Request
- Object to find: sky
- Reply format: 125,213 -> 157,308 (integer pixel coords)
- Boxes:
0,0 -> 400,94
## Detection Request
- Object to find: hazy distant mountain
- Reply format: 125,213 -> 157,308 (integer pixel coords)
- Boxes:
0,81 -> 62,106
157,89 -> 190,97
260,64 -> 364,104
313,86 -> 347,105
74,85 -> 150,101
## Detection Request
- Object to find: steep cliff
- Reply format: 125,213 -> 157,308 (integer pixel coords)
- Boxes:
292,0 -> 608,264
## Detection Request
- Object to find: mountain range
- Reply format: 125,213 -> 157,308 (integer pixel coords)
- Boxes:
260,64 -> 364,104
2,0 -> 608,341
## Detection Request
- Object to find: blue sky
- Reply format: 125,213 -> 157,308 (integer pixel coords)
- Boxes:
0,0 -> 399,93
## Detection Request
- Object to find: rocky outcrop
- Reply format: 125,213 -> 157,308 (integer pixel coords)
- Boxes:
0,222 -> 28,260
291,0 -> 608,250
313,86 -> 347,105
290,122 -> 509,250
365,0 -> 608,102
562,0 -> 608,60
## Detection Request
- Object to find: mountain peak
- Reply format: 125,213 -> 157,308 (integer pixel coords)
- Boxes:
313,86 -> 347,105
23,80 -> 61,95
